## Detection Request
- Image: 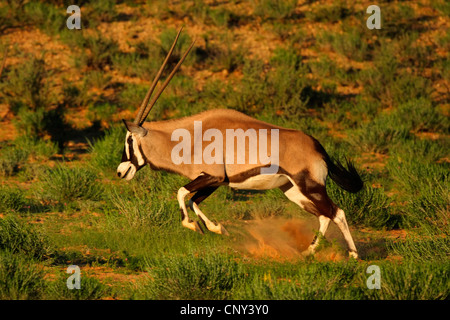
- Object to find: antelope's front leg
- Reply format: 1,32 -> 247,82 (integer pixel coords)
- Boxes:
189,200 -> 229,235
187,185 -> 227,235
177,187 -> 203,234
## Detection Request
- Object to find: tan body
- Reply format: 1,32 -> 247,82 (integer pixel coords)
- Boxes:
140,109 -> 325,184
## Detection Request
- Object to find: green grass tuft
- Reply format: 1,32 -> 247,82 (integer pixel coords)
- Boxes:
36,163 -> 103,203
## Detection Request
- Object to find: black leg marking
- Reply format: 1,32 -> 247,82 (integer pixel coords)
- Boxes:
183,180 -> 229,235
183,173 -> 222,193
191,186 -> 218,205
189,187 -> 218,231
310,234 -> 318,246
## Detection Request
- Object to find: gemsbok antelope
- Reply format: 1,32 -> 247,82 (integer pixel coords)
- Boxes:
117,28 -> 363,258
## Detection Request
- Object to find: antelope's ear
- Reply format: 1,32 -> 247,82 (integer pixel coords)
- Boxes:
122,120 -> 148,137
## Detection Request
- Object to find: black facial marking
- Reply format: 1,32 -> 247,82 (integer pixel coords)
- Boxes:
121,147 -> 128,162
127,135 -> 134,160
119,134 -> 146,176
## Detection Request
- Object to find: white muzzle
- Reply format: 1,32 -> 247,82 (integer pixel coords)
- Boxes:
117,161 -> 137,180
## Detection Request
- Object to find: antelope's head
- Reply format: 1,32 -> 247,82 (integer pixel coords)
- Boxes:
117,27 -> 195,180
117,120 -> 148,180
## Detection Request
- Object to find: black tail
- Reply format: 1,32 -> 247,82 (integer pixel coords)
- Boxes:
325,156 -> 363,193
309,136 -> 363,193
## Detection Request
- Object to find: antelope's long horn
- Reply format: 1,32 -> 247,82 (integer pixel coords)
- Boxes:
139,39 -> 195,125
134,27 -> 184,125
135,27 -> 195,126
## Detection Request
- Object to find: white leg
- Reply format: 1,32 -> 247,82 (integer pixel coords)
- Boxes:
189,200 -> 229,235
283,184 -> 321,256
333,208 -> 358,259
177,187 -> 203,234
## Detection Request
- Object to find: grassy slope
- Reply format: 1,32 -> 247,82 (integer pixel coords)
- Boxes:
0,0 -> 449,299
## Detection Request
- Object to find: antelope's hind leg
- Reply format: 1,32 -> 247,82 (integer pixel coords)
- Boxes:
333,208 -> 358,259
282,183 -> 331,256
282,177 -> 359,258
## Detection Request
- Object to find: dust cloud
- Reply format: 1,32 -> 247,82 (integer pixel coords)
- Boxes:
237,217 -> 345,262
242,218 -> 314,260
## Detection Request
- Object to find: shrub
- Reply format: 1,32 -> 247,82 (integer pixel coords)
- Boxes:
1,54 -> 67,147
349,97 -> 445,154
112,39 -> 162,79
73,33 -> 120,71
305,1 -> 351,23
252,0 -> 298,20
0,144 -> 29,176
1,55 -> 52,113
387,155 -> 448,225
0,186 -> 27,213
361,46 -> 433,107
106,179 -> 179,229
142,253 -> 244,299
327,181 -> 396,229
228,56 -> 312,117
47,272 -> 111,300
36,163 -> 103,203
318,28 -> 371,62
0,252 -> 47,300
60,82 -> 91,109
13,106 -> 66,145
83,0 -> 119,26
392,98 -> 447,133
14,136 -> 58,161
233,261 -> 363,300
0,137 -> 57,177
88,125 -> 124,173
184,1 -> 240,27
348,114 -> 411,154
0,216 -> 53,260
22,1 -> 66,35
203,32 -> 246,73
365,261 -> 450,299
391,137 -> 449,166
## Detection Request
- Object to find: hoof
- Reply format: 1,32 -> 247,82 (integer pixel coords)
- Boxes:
349,251 -> 359,259
217,223 -> 229,236
302,245 -> 316,257
193,221 -> 204,234
301,247 -> 315,257
182,219 -> 204,235
206,222 -> 229,235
